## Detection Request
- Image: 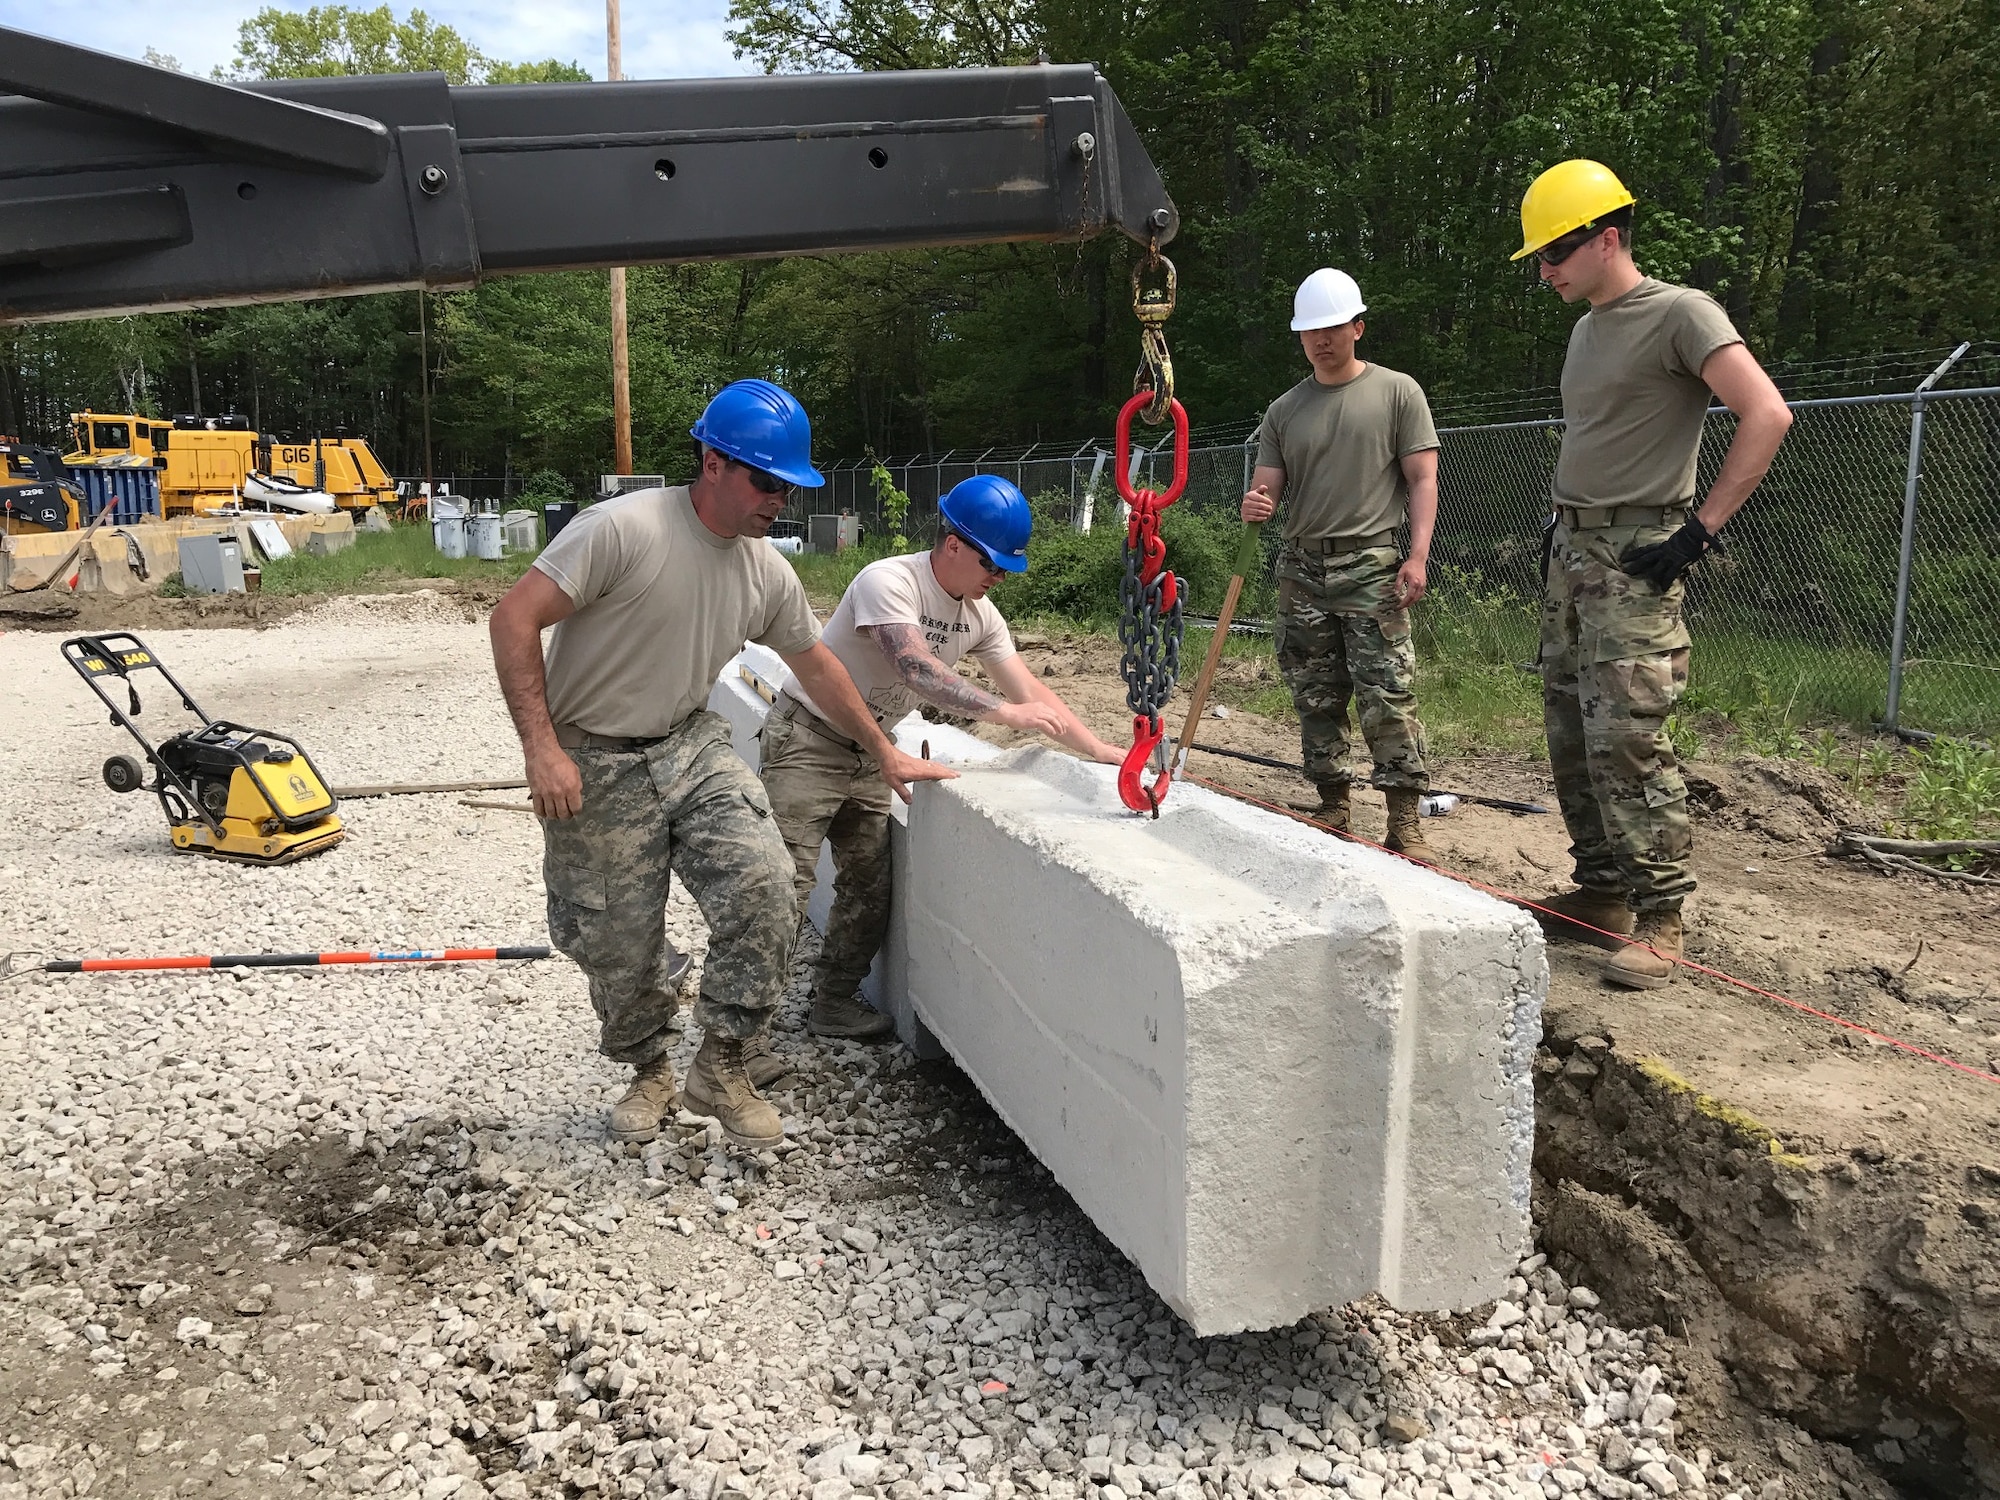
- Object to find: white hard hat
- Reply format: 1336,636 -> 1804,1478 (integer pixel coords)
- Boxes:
1291,268 -> 1367,331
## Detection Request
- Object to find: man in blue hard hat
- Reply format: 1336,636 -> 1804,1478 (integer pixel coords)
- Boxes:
489,379 -> 955,1151
752,474 -> 1123,1068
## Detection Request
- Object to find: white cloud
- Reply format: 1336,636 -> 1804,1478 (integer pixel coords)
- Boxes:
0,0 -> 749,82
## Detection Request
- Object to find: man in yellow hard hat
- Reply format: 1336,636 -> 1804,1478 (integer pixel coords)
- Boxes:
1514,160 -> 1792,988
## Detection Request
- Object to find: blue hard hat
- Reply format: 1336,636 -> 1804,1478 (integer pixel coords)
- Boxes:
938,474 -> 1031,573
690,379 -> 825,488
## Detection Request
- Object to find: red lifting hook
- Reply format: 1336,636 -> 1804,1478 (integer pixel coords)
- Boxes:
1119,714 -> 1170,815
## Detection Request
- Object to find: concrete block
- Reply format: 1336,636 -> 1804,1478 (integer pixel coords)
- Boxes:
900,749 -> 1542,1333
707,652 -> 1542,1331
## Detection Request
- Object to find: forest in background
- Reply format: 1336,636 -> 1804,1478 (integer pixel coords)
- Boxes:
2,0 -> 1994,483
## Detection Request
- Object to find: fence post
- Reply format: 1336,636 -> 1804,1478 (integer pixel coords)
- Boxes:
1883,342 -> 1970,730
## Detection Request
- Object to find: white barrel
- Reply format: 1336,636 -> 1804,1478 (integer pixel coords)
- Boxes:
432,515 -> 467,559
468,513 -> 504,560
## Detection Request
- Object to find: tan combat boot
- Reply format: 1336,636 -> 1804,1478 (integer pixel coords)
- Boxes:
1604,909 -> 1684,989
1532,888 -> 1636,950
607,1053 -> 679,1144
681,1033 -> 784,1149
740,1032 -> 792,1090
1289,781 -> 1352,831
1383,788 -> 1438,864
809,992 -> 896,1041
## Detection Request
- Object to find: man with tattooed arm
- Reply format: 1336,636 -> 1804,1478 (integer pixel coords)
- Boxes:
750,475 -> 1123,1077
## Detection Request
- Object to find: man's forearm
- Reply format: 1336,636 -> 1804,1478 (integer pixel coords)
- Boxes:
490,609 -> 561,755
1406,478 -> 1438,562
1026,678 -> 1114,758
872,623 -> 1003,718
1697,406 -> 1791,533
788,645 -> 901,760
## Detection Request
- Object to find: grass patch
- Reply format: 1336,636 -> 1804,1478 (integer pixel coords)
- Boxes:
789,537 -> 904,611
256,523 -> 536,596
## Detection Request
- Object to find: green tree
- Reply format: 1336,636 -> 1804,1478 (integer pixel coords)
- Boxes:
224,5 -> 489,82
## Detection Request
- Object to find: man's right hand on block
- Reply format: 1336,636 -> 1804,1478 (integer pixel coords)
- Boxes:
1241,483 -> 1276,524
527,744 -> 584,820
878,746 -> 957,804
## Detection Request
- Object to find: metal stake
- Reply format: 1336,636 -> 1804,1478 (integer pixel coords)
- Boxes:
1884,342 -> 1970,729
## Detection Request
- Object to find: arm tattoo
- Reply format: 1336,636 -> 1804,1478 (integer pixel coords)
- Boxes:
869,622 -> 1001,717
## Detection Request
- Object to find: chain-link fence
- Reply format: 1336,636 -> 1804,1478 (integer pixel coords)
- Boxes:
794,383 -> 2000,737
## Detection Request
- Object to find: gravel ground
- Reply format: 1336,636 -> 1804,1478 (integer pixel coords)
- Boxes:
4,596 -> 1759,1500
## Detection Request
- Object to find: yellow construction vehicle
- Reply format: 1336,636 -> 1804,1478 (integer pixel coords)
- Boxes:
63,411 -> 397,517
0,435 -> 84,532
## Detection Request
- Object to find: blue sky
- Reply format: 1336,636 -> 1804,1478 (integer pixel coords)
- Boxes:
3,0 -> 749,81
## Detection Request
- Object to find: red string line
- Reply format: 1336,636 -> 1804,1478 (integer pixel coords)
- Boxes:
1184,773 -> 2000,1088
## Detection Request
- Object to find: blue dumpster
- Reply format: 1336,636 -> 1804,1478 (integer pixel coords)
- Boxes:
69,466 -> 161,524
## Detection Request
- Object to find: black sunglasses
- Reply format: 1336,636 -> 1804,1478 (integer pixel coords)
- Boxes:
1536,224 -> 1609,268
727,458 -> 793,496
951,529 -> 1006,576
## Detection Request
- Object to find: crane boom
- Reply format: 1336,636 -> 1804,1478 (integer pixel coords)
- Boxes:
0,27 -> 1178,326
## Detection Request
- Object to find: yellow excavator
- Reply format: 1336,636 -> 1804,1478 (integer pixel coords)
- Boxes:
0,435 -> 84,533
63,411 -> 398,518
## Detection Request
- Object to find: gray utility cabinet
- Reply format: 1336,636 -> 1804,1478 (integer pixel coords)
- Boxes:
808,513 -> 861,553
177,534 -> 246,594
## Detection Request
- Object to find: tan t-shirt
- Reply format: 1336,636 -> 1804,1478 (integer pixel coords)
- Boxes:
1254,363 -> 1440,545
792,551 -> 1014,725
1553,277 -> 1743,515
534,486 -> 820,738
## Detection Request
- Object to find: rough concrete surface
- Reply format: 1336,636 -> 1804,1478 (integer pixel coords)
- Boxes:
899,750 -> 1543,1335
713,649 -> 1545,1334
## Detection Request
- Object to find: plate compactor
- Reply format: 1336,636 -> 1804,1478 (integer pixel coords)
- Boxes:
63,632 -> 345,864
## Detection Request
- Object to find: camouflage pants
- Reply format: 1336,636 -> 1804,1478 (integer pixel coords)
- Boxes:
541,710 -> 796,1063
1274,543 -> 1429,790
757,705 -> 894,1008
1540,517 -> 1695,912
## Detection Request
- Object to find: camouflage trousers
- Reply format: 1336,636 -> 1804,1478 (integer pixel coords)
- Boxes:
757,703 -> 894,1008
1274,543 -> 1429,790
540,710 -> 796,1064
1540,517 -> 1696,912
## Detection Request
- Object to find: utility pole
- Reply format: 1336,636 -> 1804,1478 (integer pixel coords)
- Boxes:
606,0 -> 634,480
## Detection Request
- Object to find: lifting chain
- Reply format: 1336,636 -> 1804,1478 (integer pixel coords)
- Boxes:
1114,385 -> 1190,816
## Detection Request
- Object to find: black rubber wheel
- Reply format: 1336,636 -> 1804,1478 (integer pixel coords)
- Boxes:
102,755 -> 144,794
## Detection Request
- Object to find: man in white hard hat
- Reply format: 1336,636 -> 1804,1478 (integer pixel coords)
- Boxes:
1241,268 -> 1443,860
1512,160 -> 1792,988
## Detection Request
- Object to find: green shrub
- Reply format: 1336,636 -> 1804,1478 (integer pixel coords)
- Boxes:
519,469 -> 572,506
989,493 -> 1266,625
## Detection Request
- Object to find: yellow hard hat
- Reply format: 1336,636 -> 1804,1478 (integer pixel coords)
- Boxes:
1511,160 -> 1636,261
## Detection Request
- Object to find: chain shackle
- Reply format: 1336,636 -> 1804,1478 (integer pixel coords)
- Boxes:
1113,393 -> 1189,508
1130,253 -> 1178,425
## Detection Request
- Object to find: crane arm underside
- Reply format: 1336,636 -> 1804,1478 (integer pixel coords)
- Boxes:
0,27 -> 1178,326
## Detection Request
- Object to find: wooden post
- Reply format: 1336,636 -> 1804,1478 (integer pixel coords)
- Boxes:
1171,522 -> 1261,777
606,0 -> 634,479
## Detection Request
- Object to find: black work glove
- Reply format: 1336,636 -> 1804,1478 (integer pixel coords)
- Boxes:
1619,517 -> 1717,591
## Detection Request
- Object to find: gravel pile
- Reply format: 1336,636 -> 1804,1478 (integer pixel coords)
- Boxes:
1,600 -> 1766,1500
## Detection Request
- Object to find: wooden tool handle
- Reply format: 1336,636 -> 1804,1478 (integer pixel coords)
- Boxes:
1172,522 -> 1260,776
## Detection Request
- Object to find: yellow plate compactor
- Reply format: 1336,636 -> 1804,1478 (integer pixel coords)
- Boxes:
63,632 -> 345,864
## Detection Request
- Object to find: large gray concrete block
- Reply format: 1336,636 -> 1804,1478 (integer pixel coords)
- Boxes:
899,749 -> 1543,1334
709,652 -> 1543,1332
